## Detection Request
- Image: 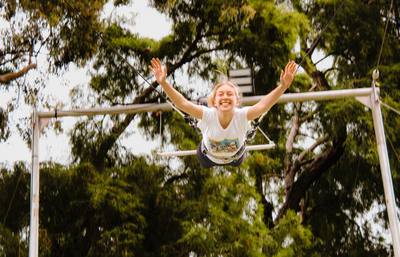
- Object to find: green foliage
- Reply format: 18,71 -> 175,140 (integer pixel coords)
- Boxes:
178,171 -> 267,256
2,0 -> 400,256
75,0 -> 399,255
0,222 -> 28,257
267,210 -> 312,257
0,0 -> 134,146
0,108 -> 10,142
0,160 -> 313,256
0,162 -> 30,257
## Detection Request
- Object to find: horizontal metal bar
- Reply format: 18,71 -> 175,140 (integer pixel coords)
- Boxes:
246,143 -> 275,150
37,103 -> 169,118
158,143 -> 276,157
37,88 -> 373,118
242,87 -> 373,106
158,150 -> 196,157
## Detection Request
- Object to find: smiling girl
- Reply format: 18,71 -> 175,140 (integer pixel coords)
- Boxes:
149,58 -> 297,169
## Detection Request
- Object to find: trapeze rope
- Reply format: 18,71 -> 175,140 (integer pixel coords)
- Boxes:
380,100 -> 400,164
386,132 -> 400,163
373,0 -> 398,164
376,0 -> 394,70
3,170 -> 24,225
298,0 -> 347,68
257,126 -> 273,145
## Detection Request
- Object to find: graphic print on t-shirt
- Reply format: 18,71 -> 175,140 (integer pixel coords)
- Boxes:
207,136 -> 240,154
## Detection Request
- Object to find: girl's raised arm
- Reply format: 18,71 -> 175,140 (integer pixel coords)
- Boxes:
149,58 -> 203,119
247,61 -> 298,121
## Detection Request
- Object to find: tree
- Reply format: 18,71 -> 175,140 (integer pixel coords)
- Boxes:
0,0 -> 131,142
0,159 -> 313,256
70,0 -> 399,255
2,0 -> 400,255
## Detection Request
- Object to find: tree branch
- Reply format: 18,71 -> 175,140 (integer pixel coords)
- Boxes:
165,173 -> 189,186
0,63 -> 36,84
0,54 -> 22,66
169,21 -> 206,72
299,105 -> 322,123
323,67 -> 341,75
314,52 -> 336,66
297,134 -> 329,162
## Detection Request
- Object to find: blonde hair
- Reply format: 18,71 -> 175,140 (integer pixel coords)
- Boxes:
207,80 -> 242,107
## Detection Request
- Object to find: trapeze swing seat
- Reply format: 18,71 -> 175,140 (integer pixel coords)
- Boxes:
157,100 -> 275,157
157,142 -> 275,157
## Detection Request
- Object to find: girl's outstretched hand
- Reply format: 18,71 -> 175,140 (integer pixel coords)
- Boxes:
280,61 -> 298,89
149,58 -> 167,85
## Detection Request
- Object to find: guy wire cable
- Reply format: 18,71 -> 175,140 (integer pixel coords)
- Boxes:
61,0 -> 186,118
381,101 -> 400,116
376,0 -> 394,71
298,0 -> 347,68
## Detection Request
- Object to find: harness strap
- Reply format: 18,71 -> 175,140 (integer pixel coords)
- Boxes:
201,141 -> 246,163
184,116 -> 202,136
245,121 -> 259,143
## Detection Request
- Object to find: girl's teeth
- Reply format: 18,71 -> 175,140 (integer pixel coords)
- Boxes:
221,103 -> 230,106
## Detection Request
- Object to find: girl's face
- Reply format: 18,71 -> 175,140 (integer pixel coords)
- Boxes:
213,84 -> 239,112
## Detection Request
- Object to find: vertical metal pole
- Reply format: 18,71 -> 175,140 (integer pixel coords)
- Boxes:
158,98 -> 162,151
159,109 -> 162,150
370,70 -> 400,256
29,109 -> 39,257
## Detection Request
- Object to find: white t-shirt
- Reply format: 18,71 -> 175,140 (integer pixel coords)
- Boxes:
197,106 -> 252,164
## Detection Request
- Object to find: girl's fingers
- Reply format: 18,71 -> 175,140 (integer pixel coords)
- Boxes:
151,58 -> 159,67
290,62 -> 297,73
285,61 -> 297,74
290,61 -> 295,70
156,58 -> 162,67
150,58 -> 165,71
150,59 -> 156,68
282,62 -> 295,77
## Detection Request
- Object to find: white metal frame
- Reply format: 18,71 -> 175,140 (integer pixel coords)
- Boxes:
158,144 -> 276,157
29,84 -> 400,257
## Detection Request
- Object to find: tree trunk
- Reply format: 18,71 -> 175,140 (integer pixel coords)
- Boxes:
284,102 -> 301,199
254,164 -> 274,228
275,130 -> 347,222
310,70 -> 331,90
